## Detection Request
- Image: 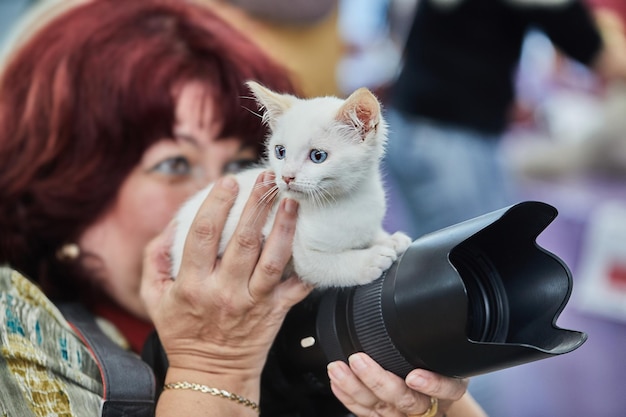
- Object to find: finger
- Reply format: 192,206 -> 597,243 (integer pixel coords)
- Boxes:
140,221 -> 178,317
273,274 -> 314,311
329,379 -> 375,417
249,197 -> 298,298
179,176 -> 238,281
153,220 -> 178,278
219,171 -> 276,288
406,368 -> 469,401
327,360 -> 378,416
347,353 -> 432,414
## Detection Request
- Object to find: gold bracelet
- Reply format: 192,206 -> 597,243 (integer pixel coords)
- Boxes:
163,381 -> 260,414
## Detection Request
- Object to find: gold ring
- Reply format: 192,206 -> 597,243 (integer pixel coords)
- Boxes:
408,397 -> 438,417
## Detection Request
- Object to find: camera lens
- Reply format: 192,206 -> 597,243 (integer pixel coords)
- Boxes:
268,201 -> 588,387
449,246 -> 509,343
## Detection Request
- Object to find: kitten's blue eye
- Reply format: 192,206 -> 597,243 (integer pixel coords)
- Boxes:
275,145 -> 286,160
309,149 -> 327,164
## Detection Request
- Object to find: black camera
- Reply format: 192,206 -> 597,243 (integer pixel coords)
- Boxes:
270,201 -> 587,391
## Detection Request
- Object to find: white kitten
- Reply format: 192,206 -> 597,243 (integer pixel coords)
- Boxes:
170,81 -> 412,287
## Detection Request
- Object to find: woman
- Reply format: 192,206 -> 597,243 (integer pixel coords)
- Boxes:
0,1 -> 485,416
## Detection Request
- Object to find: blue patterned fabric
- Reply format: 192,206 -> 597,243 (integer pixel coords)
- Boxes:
0,266 -> 103,416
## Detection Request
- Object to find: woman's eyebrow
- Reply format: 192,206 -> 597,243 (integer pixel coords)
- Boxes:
173,132 -> 200,148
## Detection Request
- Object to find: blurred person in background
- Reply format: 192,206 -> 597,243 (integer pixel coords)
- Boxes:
383,0 -> 626,240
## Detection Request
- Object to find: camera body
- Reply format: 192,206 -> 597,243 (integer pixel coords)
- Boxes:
271,201 -> 587,390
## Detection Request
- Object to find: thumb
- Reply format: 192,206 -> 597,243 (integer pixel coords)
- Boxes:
140,221 -> 177,319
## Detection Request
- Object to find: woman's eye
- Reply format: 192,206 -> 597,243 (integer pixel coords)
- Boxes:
223,158 -> 257,175
151,156 -> 192,176
309,149 -> 327,163
275,145 -> 286,160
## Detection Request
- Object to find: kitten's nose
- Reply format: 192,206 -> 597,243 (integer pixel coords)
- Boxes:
282,176 -> 295,185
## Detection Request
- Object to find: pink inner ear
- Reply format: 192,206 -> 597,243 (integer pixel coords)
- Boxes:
355,103 -> 374,128
338,88 -> 380,134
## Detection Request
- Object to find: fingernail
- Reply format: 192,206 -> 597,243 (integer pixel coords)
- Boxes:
327,362 -> 346,381
220,175 -> 237,189
348,353 -> 368,371
283,198 -> 298,214
406,373 -> 428,389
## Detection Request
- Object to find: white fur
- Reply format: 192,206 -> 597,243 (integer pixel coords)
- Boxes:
170,83 -> 412,287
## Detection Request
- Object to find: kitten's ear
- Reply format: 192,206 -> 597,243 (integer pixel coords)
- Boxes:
337,88 -> 381,141
246,81 -> 296,131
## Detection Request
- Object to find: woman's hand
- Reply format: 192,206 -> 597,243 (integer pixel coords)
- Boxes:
328,352 -> 481,417
141,172 -> 312,390
140,172 -> 484,416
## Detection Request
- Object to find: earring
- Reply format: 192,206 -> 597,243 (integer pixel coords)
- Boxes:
56,243 -> 80,261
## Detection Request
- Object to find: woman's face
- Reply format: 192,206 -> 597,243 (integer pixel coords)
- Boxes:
78,82 -> 245,320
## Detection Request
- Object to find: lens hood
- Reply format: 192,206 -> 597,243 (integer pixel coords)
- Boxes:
273,201 -> 587,385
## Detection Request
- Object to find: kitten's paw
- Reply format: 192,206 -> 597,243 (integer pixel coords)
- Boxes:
389,231 -> 412,255
358,245 -> 397,284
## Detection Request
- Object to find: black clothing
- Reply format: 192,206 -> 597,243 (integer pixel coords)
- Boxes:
391,0 -> 603,134
142,330 -> 351,417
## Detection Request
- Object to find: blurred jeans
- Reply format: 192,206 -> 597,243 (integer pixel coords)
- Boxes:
383,109 -> 517,239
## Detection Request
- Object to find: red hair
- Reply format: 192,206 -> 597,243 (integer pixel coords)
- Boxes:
0,0 -> 295,298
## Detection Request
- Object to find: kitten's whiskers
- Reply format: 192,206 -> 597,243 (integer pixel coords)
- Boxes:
240,95 -> 264,120
305,186 -> 335,210
241,105 -> 263,120
243,183 -> 279,227
318,187 -> 336,206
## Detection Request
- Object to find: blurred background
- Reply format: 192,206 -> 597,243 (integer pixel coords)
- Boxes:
3,0 -> 626,415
